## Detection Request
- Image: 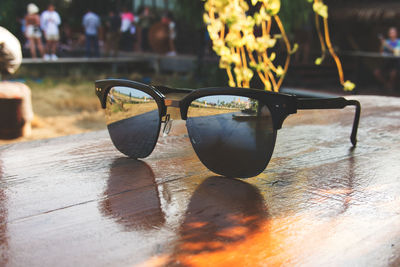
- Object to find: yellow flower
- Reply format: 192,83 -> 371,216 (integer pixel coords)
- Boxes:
269,52 -> 276,61
232,53 -> 242,64
243,68 -> 254,81
264,0 -> 281,15
203,13 -> 211,24
219,60 -> 230,69
244,34 -> 257,50
276,66 -> 285,77
204,1 -> 211,11
343,80 -> 356,91
291,43 -> 299,54
256,36 -> 277,52
219,46 -> 231,57
225,32 -> 238,47
258,6 -> 271,21
253,13 -> 263,25
313,2 -> 328,18
240,1 -> 249,11
314,57 -> 323,65
264,80 -> 272,91
204,0 -> 350,93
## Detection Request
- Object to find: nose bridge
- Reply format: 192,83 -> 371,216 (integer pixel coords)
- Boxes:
164,99 -> 182,120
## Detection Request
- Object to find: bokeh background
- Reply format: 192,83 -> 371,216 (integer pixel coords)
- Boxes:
1,0 -> 399,143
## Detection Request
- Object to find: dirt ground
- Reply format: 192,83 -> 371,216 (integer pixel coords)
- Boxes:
0,79 -> 106,145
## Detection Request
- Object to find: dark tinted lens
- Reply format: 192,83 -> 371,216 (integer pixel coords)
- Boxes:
106,86 -> 160,158
186,95 -> 276,178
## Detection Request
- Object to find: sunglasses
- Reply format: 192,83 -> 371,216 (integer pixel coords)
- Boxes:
95,79 -> 360,178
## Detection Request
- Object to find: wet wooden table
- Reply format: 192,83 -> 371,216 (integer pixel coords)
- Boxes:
0,95 -> 399,266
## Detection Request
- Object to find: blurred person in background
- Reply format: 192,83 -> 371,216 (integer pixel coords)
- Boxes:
162,12 -> 176,56
82,9 -> 101,57
120,7 -> 134,51
138,6 -> 154,52
40,3 -> 61,61
0,26 -> 34,137
25,3 -> 45,59
105,10 -> 121,57
374,27 -> 400,91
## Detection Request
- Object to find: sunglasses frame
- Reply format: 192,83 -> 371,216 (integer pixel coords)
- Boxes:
97,79 -> 301,128
95,79 -> 361,176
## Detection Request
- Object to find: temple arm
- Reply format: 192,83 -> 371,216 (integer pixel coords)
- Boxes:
296,97 -> 361,146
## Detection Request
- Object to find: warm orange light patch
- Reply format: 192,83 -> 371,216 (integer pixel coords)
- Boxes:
185,221 -> 208,228
136,254 -> 170,267
216,226 -> 248,238
138,209 -> 400,266
227,214 -> 261,224
180,241 -> 224,252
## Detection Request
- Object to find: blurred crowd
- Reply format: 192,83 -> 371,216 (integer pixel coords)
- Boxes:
19,3 -> 177,60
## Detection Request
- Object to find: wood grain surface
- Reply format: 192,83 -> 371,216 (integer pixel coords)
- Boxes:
0,95 -> 399,266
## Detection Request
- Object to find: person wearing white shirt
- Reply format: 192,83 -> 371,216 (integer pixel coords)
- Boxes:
82,9 -> 101,57
40,4 -> 61,61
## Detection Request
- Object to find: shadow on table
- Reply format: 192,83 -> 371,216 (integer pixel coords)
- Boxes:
100,157 -> 165,230
169,176 -> 269,259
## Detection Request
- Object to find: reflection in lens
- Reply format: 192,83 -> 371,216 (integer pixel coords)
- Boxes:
106,86 -> 160,158
187,95 -> 276,178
